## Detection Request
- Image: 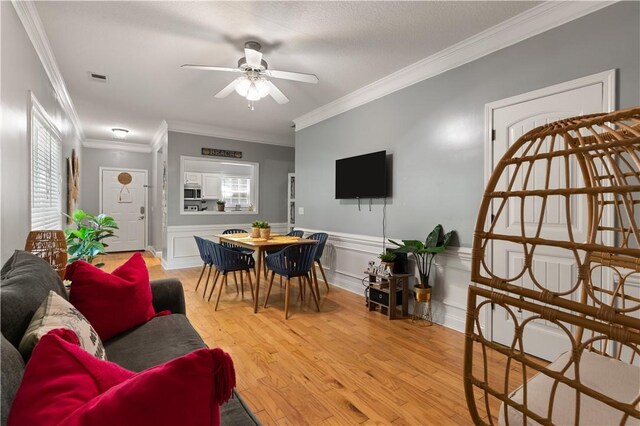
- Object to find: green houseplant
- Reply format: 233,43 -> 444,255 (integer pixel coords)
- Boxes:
216,200 -> 226,212
389,224 -> 455,301
64,209 -> 118,268
257,221 -> 271,239
378,251 -> 396,271
251,220 -> 262,238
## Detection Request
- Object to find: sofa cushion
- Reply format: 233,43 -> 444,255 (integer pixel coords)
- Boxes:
104,314 -> 206,371
66,252 -> 156,341
19,291 -> 106,360
1,334 -> 24,426
1,250 -> 67,348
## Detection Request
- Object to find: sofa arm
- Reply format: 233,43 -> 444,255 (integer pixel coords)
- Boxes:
150,279 -> 186,315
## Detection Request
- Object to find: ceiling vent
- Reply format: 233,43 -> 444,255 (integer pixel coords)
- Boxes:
88,72 -> 108,83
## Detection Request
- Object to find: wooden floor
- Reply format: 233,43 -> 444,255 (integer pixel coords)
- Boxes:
100,252 -> 508,425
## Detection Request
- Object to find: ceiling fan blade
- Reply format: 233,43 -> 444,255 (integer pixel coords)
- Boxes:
244,48 -> 263,69
214,79 -> 240,98
181,64 -> 241,73
266,81 -> 289,104
265,69 -> 318,84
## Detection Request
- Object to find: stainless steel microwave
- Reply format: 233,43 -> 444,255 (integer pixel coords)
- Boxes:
184,187 -> 201,200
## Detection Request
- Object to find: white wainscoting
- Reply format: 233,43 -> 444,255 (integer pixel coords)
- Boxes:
161,222 -> 289,270
297,227 -> 473,333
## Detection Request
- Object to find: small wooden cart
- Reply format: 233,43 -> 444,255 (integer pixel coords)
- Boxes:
366,272 -> 410,319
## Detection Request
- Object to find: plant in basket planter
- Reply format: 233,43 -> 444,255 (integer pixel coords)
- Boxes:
64,209 -> 118,268
216,200 -> 226,212
389,224 -> 455,302
256,221 -> 271,239
250,221 -> 262,238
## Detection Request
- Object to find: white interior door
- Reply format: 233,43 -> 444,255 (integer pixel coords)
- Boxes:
101,169 -> 147,252
489,74 -> 613,361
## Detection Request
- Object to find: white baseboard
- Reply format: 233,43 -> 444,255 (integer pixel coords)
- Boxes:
297,227 -> 475,333
146,246 -> 162,258
162,222 -> 289,270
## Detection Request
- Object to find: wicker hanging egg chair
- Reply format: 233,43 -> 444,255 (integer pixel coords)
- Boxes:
464,107 -> 640,425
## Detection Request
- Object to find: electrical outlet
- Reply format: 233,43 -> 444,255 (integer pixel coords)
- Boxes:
298,207 -> 304,215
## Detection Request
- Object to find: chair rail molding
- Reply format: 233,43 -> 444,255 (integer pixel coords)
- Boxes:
292,1 -> 615,132
12,0 -> 84,141
162,222 -> 290,270
296,227 -> 475,333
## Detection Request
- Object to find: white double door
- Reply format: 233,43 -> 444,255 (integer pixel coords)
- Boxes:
101,169 -> 147,252
489,72 -> 614,361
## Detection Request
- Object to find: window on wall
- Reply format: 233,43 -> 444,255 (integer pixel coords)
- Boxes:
31,95 -> 63,230
222,177 -> 251,207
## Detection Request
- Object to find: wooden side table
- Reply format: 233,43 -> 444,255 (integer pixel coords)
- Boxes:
366,273 -> 410,319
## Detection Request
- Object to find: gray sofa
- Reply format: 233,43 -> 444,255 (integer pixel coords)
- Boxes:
0,250 -> 260,425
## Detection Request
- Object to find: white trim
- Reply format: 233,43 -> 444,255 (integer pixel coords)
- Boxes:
98,167 -> 149,250
12,0 -> 84,141
168,120 -> 294,147
146,246 -> 162,258
150,120 -> 168,152
293,1 -> 615,131
84,138 -> 153,153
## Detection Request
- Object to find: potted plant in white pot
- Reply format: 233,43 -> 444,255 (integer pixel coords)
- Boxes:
216,200 -> 226,212
389,224 -> 455,302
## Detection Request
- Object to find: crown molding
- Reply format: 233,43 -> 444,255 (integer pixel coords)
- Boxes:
12,0 -> 85,141
293,1 -> 616,132
167,120 -> 294,147
83,138 -> 153,153
150,120 -> 168,152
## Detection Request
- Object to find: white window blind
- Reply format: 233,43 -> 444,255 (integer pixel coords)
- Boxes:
221,177 -> 251,207
31,102 -> 63,230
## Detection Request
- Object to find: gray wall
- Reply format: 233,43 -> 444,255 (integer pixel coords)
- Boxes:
295,2 -> 640,248
1,2 -> 82,263
167,131 -> 294,226
80,147 -> 152,240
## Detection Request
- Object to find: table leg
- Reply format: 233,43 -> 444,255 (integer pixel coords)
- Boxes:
253,248 -> 262,313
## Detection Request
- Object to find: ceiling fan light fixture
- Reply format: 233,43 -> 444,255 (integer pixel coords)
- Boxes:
234,77 -> 251,97
246,82 -> 261,101
255,78 -> 270,98
111,128 -> 129,140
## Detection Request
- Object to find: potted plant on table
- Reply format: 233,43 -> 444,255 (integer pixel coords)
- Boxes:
64,209 -> 118,268
216,200 -> 226,212
257,221 -> 271,239
251,221 -> 261,238
389,224 -> 455,302
378,251 -> 396,273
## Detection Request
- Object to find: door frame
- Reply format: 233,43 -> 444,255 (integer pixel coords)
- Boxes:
98,167 -> 149,251
482,69 -> 616,340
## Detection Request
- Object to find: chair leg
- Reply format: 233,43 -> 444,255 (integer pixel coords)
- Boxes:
264,271 -> 276,308
299,276 -> 305,302
263,252 -> 268,279
215,273 -> 227,311
203,267 -> 216,299
240,270 -> 245,296
195,263 -> 207,291
306,274 -> 320,312
246,270 -> 255,303
233,271 -> 239,294
207,270 -> 220,302
312,266 -> 321,300
284,278 -> 291,320
317,260 -> 330,291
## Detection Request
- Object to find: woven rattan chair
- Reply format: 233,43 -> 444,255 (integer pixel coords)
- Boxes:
463,107 -> 640,425
25,230 -> 67,279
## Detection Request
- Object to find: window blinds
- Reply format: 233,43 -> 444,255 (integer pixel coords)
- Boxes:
31,107 -> 62,230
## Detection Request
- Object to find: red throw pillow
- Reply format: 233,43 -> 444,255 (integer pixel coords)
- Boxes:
8,329 -> 236,426
66,252 -> 156,340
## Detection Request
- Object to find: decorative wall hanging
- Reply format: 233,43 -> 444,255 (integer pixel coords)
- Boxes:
201,148 -> 242,159
117,172 -> 133,203
66,149 -> 80,224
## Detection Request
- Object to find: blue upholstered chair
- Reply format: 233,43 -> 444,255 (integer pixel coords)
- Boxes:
207,241 -> 255,311
194,236 -> 214,298
307,232 -> 329,295
264,243 -> 319,319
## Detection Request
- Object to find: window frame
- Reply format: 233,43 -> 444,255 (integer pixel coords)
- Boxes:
29,92 -> 63,230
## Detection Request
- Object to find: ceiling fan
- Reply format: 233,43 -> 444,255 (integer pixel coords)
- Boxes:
182,41 -> 319,109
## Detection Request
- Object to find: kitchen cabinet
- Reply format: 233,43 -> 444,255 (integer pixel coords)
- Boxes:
184,172 -> 202,185
201,174 -> 220,199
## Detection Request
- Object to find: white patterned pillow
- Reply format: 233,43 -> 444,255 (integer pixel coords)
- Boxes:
19,291 -> 106,360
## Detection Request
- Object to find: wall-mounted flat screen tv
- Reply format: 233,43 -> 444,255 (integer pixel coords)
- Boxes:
335,150 -> 387,199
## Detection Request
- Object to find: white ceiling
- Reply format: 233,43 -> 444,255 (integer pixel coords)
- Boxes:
35,1 -> 540,147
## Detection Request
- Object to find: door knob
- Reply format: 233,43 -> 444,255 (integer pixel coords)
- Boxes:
138,216 -> 145,220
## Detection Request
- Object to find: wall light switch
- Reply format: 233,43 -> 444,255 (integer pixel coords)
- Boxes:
298,207 -> 304,215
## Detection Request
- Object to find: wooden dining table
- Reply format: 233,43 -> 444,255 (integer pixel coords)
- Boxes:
216,233 -> 316,313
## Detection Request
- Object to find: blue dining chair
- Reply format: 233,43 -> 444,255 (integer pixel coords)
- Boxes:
264,243 -> 319,320
262,229 -> 305,278
193,236 -> 214,298
307,232 -> 329,296
207,241 -> 255,311
222,228 -> 255,254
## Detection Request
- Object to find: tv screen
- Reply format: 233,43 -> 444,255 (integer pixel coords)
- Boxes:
335,151 -> 387,199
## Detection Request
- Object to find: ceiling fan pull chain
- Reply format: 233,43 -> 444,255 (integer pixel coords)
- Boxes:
248,100 -> 255,111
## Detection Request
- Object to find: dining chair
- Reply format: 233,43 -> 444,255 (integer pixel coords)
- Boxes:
207,241 -> 255,311
262,229 -> 305,278
193,236 -> 214,297
263,243 -> 319,320
307,232 -> 329,296
222,228 -> 255,254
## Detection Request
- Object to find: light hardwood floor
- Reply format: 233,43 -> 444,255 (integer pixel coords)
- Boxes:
100,251 -> 507,425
